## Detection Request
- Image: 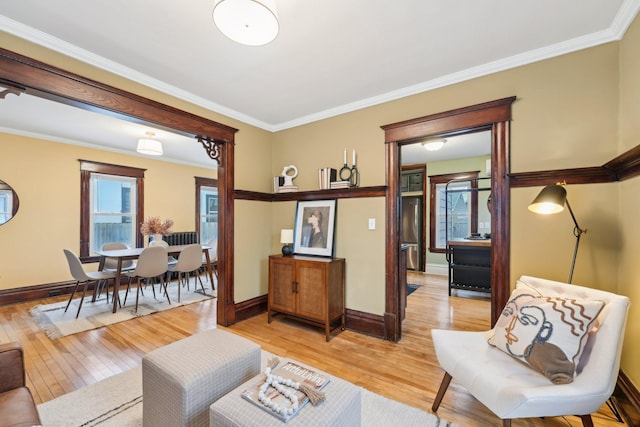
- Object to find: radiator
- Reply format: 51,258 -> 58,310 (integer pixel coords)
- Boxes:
161,232 -> 199,246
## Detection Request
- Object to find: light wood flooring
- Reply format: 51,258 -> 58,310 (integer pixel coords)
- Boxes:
0,272 -> 625,426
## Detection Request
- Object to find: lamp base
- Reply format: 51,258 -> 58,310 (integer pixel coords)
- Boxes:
281,244 -> 293,256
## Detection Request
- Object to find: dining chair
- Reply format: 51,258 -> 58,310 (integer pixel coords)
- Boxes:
124,246 -> 170,312
201,239 -> 218,290
95,242 -> 137,303
169,244 -> 206,302
63,249 -> 116,319
149,239 -> 178,266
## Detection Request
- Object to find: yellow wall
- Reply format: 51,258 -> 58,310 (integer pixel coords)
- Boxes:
619,13 -> 640,389
1,13 -> 638,391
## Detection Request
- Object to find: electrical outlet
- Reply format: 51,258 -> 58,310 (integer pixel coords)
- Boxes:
368,218 -> 376,230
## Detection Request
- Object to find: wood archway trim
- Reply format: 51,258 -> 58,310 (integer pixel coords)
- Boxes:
382,96 -> 516,341
0,48 -> 238,327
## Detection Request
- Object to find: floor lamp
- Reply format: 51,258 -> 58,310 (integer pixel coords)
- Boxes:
528,183 -> 587,284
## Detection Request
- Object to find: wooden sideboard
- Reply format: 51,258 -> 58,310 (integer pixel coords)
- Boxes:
268,255 -> 345,341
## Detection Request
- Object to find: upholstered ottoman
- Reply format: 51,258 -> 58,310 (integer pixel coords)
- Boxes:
209,359 -> 361,427
142,328 -> 261,427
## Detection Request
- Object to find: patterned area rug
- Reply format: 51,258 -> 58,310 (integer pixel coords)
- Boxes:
30,280 -> 215,339
37,350 -> 460,427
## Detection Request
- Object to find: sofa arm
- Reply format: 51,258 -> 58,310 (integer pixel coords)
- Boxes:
0,342 -> 26,393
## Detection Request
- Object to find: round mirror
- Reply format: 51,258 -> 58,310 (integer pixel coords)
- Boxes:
0,179 -> 19,225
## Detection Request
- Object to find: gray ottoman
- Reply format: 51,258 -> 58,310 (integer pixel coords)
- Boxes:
142,328 -> 261,427
209,359 -> 361,427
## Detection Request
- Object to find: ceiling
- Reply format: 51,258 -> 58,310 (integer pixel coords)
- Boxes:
1,1 -> 639,167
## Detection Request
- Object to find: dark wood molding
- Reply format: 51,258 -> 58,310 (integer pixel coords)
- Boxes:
383,96 -> 516,338
509,166 -> 617,187
234,295 -> 268,323
345,309 -> 386,339
0,48 -> 238,142
381,97 -> 516,143
218,133 -> 235,326
509,143 -> 640,187
614,370 -> 640,426
234,186 -> 387,202
0,280 -> 105,306
604,145 -> 640,181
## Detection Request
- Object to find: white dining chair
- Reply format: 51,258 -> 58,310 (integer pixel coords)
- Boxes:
169,244 -> 206,302
201,239 -> 218,290
63,249 -> 116,319
149,239 -> 178,266
124,246 -> 170,312
96,242 -> 137,304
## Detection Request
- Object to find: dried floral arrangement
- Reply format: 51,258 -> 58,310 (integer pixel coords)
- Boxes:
140,216 -> 174,235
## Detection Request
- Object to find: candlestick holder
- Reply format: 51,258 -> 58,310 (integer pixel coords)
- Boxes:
339,163 -> 352,181
350,165 -> 360,187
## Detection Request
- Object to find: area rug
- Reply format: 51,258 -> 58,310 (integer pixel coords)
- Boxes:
30,281 -> 215,339
407,283 -> 422,296
37,351 -> 460,427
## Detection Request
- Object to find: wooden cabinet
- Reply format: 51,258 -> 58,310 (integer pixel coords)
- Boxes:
268,255 -> 345,341
448,239 -> 491,295
401,170 -> 424,193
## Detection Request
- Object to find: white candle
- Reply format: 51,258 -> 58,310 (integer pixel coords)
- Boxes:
344,149 -> 347,164
352,149 -> 356,165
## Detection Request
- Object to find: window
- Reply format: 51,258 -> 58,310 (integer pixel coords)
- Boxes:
196,177 -> 218,245
90,173 -> 136,254
0,188 -> 11,224
80,161 -> 145,258
429,171 -> 478,253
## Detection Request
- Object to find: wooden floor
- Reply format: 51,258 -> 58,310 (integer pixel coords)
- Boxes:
0,272 -> 625,426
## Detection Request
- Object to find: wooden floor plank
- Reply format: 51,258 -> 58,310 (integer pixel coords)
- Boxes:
0,272 -> 626,426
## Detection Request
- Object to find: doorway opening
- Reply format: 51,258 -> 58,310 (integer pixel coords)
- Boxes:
382,96 -> 516,341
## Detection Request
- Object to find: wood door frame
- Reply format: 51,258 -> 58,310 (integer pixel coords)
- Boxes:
0,48 -> 238,326
381,96 -> 516,341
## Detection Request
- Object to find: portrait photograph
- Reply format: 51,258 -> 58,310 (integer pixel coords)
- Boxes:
293,199 -> 337,257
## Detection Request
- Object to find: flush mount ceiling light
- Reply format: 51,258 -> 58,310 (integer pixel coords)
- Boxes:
213,0 -> 279,46
422,139 -> 447,151
137,131 -> 163,156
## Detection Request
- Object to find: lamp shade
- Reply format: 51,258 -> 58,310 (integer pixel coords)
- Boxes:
528,184 -> 567,214
213,0 -> 279,46
280,229 -> 293,244
422,139 -> 446,151
137,138 -> 163,156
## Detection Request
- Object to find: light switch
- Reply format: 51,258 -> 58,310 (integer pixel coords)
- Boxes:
368,218 -> 376,230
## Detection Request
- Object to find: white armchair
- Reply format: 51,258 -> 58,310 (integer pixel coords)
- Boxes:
431,275 -> 630,427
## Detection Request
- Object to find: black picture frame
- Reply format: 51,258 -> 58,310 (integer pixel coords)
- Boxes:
293,199 -> 337,257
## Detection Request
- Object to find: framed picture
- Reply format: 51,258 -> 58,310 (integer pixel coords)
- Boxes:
293,199 -> 337,257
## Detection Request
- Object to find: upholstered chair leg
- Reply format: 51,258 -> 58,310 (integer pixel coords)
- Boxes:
580,414 -> 594,427
431,372 -> 452,412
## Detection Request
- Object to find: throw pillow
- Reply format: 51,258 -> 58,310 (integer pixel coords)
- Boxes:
488,282 -> 605,384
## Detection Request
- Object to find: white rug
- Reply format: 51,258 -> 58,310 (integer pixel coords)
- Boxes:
37,352 -> 460,427
30,281 -> 215,339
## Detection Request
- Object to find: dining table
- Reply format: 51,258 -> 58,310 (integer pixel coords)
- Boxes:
95,244 -> 215,313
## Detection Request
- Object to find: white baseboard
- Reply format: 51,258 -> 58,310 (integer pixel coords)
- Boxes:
411,263 -> 448,276
428,264 -> 448,276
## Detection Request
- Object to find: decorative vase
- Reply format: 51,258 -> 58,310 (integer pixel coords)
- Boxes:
150,233 -> 163,246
